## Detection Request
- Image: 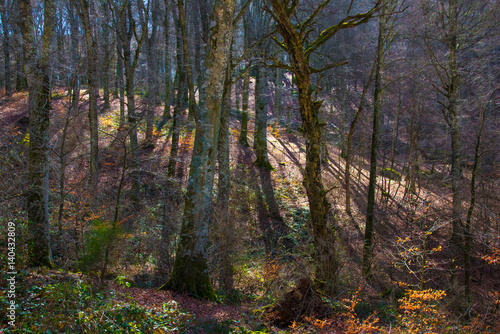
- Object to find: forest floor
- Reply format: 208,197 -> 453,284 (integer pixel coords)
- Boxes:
1,90 -> 499,333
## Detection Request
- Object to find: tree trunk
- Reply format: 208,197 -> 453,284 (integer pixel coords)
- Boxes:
274,53 -> 283,124
216,54 -> 233,290
164,0 -> 236,300
19,0 -> 55,267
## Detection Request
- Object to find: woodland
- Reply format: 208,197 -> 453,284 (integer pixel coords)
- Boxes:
0,0 -> 499,332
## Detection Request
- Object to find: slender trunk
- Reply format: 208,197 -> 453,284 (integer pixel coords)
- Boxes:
344,66 -> 375,215
160,0 -> 172,123
177,0 -> 197,121
57,111 -> 71,262
167,21 -> 184,178
254,63 -> 272,170
116,37 -> 125,128
193,0 -> 202,94
239,61 -> 250,146
102,2 -> 111,109
216,56 -> 233,290
75,0 -> 99,192
274,55 -> 283,124
362,4 -> 387,278
68,1 -> 80,110
145,0 -> 159,144
0,0 -> 12,97
447,0 -> 463,248
464,107 -> 485,303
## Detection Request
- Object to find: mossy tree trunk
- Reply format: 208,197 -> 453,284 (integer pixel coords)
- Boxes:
164,0 -> 236,300
19,0 -> 55,268
268,0 -> 381,290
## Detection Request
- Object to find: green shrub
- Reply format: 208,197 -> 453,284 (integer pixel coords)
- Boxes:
78,218 -> 120,275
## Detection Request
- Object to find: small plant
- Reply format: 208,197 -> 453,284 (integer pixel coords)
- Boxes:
116,275 -> 131,287
78,218 -> 120,278
343,287 -> 382,334
396,288 -> 446,334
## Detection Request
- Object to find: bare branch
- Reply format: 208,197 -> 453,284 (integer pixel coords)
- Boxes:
310,60 -> 348,74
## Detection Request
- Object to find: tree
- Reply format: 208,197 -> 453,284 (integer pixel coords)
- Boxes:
363,0 -> 390,278
267,0 -> 382,290
417,0 -> 498,280
19,0 -> 56,267
163,0 -> 236,300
